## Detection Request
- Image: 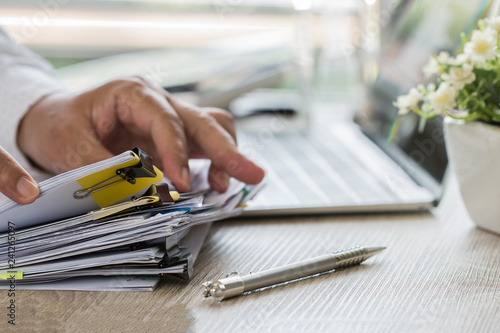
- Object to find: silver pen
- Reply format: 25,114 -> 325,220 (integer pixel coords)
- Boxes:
202,246 -> 385,301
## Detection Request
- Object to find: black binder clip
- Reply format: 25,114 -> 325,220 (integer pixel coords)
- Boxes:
73,147 -> 158,199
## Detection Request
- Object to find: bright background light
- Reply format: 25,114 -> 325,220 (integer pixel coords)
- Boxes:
0,0 -> 361,68
291,0 -> 314,11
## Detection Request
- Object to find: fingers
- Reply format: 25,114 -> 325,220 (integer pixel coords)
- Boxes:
0,146 -> 39,204
110,78 -> 263,190
204,107 -> 237,140
208,163 -> 230,193
22,78 -> 264,194
167,96 -> 265,186
149,111 -> 190,191
105,78 -> 191,191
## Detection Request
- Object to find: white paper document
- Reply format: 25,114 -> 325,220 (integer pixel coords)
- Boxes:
0,157 -> 263,291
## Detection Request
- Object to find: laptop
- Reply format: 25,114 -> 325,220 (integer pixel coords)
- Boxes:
234,0 -> 496,216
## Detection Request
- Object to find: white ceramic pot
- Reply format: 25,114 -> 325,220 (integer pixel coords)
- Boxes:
444,117 -> 500,235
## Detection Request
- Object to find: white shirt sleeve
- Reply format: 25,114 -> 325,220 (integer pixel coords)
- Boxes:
0,27 -> 64,174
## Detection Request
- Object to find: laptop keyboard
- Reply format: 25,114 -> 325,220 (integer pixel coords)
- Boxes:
237,121 -> 433,211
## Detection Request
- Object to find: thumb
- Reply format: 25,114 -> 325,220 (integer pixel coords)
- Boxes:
0,147 -> 39,204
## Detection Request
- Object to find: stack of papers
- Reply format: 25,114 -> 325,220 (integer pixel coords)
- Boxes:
0,148 -> 164,230
0,149 -> 262,291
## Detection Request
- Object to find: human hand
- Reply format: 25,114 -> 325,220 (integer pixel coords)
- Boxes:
17,77 -> 265,192
0,146 -> 39,204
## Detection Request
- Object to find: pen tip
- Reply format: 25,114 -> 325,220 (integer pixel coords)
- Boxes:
364,246 -> 386,256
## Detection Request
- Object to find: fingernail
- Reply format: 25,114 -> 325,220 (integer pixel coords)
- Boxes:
17,177 -> 39,201
181,167 -> 190,190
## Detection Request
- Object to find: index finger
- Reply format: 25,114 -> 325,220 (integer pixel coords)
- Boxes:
107,79 -> 191,191
166,96 -> 265,185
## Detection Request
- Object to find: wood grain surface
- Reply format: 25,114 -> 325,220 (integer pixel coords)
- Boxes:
2,174 -> 500,333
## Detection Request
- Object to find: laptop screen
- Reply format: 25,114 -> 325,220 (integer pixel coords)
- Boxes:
356,0 -> 494,184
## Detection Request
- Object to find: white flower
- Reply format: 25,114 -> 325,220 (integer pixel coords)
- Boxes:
448,53 -> 470,66
427,82 -> 457,114
423,52 -> 451,78
485,16 -> 500,33
441,63 -> 476,89
423,57 -> 440,78
437,51 -> 450,63
464,29 -> 498,65
393,88 -> 423,115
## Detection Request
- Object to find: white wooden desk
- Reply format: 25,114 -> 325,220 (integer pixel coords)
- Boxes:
2,173 -> 500,333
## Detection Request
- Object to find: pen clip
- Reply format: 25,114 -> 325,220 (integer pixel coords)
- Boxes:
225,271 -> 239,278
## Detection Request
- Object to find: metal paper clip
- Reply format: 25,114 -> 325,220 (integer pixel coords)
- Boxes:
90,195 -> 160,220
73,168 -> 138,199
73,147 -> 158,200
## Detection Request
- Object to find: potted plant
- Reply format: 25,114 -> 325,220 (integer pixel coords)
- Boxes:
393,16 -> 500,235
